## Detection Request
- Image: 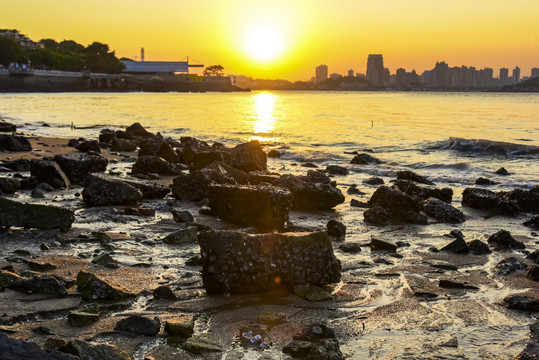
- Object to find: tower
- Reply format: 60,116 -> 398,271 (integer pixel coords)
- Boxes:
315,64 -> 328,83
366,55 -> 384,86
141,48 -> 145,62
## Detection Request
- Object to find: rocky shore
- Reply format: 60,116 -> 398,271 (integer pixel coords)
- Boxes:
0,119 -> 537,359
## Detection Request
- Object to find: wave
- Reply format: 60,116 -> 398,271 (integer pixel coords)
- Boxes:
432,137 -> 539,156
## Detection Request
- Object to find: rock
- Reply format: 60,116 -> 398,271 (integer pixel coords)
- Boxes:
92,253 -> 118,267
1,159 -> 30,172
326,219 -> 346,239
66,340 -> 131,360
396,170 -> 435,185
347,184 -> 364,195
501,188 -> 539,213
495,257 -> 528,275
0,333 -> 77,360
350,199 -> 369,208
439,279 -> 479,289
283,323 -> 344,359
440,238 -> 469,254
267,149 -> 281,158
467,239 -> 491,255
325,165 -> 349,175
115,315 -> 160,336
171,209 -> 194,223
350,153 -> 382,165
163,227 -> 198,245
68,311 -> 99,327
126,122 -> 152,137
0,135 -> 32,151
524,216 -> 539,230
0,198 -> 74,231
363,177 -> 384,185
74,140 -> 100,153
82,175 -> 143,206
504,292 -> 539,312
495,167 -> 510,175
0,270 -> 26,289
164,319 -> 194,338
203,161 -> 249,184
423,197 -> 465,223
515,341 -> 539,360
370,236 -> 397,251
153,285 -> 177,300
184,334 -> 222,354
193,151 -> 226,170
124,207 -> 155,216
475,177 -> 497,185
170,169 -> 235,201
0,121 -> 17,132
487,229 -> 525,250
30,159 -> 70,188
207,184 -> 292,232
363,206 -> 391,225
132,155 -> 179,175
393,180 -> 453,203
275,171 -> 345,211
228,140 -> 267,172
24,260 -> 56,271
111,137 -> 137,152
199,230 -> 341,294
139,139 -> 179,163
527,266 -> 539,281
122,178 -> 170,199
293,284 -> 333,301
339,243 -> 361,253
429,260 -> 458,270
181,137 -> 212,164
54,153 -> 108,183
528,250 -> 539,264
367,186 -> 423,223
76,271 -> 135,301
462,188 -> 518,216
23,275 -> 67,296
283,340 -> 318,358
0,178 -> 21,194
20,176 -> 39,190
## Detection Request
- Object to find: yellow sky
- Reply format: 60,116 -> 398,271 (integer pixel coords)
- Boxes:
2,0 -> 538,80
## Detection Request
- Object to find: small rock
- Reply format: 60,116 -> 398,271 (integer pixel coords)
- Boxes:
325,165 -> 349,175
24,260 -> 57,271
504,292 -> 539,311
475,177 -> 496,185
124,207 -> 156,217
327,219 -> 346,239
283,340 -> 318,358
462,188 -> 518,216
440,238 -> 469,254
153,285 -> 177,300
163,227 -> 198,245
495,257 -> 528,275
164,319 -> 194,338
467,239 -> 491,255
396,170 -> 434,185
115,315 -> 160,336
0,134 -> 32,151
524,216 -> 539,230
495,167 -> 510,175
370,236 -> 397,251
527,265 -> 539,281
339,243 -> 362,253
171,209 -> 195,223
184,333 -> 222,354
350,199 -> 369,208
423,197 -> 465,223
350,153 -> 382,165
91,253 -> 118,267
364,206 -> 391,225
267,149 -> 281,158
439,279 -> 478,289
68,311 -> 99,327
0,198 -> 74,231
76,271 -> 135,301
487,229 -> 525,250
363,177 -> 384,185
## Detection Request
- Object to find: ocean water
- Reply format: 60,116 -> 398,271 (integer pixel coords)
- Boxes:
1,91 -> 538,188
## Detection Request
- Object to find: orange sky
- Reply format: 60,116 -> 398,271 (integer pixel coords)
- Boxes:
2,0 -> 538,80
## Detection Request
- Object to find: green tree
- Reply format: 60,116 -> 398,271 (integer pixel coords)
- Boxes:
0,36 -> 26,67
203,64 -> 224,77
59,40 -> 85,53
39,38 -> 59,50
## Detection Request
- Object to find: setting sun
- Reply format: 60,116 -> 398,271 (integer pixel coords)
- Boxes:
244,26 -> 285,62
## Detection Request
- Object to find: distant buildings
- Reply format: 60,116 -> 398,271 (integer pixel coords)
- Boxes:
513,66 -> 521,83
315,64 -> 328,83
532,68 -> 539,78
0,29 -> 43,49
366,54 -> 384,86
499,68 -> 509,83
347,69 -> 354,77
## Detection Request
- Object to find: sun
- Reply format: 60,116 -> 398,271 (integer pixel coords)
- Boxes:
244,26 -> 284,62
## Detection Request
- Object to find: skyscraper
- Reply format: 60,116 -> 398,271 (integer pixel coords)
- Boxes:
366,54 -> 384,86
532,68 -> 539,78
499,68 -> 508,82
513,66 -> 520,83
315,64 -> 328,83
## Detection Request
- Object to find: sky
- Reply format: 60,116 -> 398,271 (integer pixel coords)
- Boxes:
2,0 -> 538,81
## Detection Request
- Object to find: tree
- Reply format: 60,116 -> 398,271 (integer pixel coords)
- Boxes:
0,36 -> 26,67
203,65 -> 224,77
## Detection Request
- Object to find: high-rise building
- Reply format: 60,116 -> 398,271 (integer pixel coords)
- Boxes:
347,69 -> 354,77
141,48 -> 145,62
315,64 -> 328,83
366,54 -> 384,86
531,68 -> 539,78
499,68 -> 508,82
513,66 -> 520,83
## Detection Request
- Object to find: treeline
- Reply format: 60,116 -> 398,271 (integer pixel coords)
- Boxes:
0,35 -> 124,73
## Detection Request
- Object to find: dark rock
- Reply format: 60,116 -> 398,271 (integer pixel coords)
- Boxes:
139,139 -> 179,163
115,315 -> 160,335
0,178 -> 21,194
54,153 -> 107,183
439,279 -> 479,289
76,271 -> 135,301
24,258 -> 56,270
393,180 -> 453,202
163,227 -> 198,245
339,243 -> 361,253
327,219 -> 346,239
203,161 -> 249,184
325,165 -> 349,175
440,238 -> 469,254
82,175 -> 143,206
98,129 -> 117,144
363,206 -> 391,225
181,137 -> 212,164
283,323 -> 344,359
184,334 -> 222,354
524,216 -> 539,230
462,188 -> 518,216
199,230 -> 341,294
164,319 -> 194,338
0,270 -> 26,289
527,265 -> 539,281
126,122 -> 152,137
347,185 -> 364,195
0,121 -> 17,132
124,207 -> 155,216
423,197 -> 465,223
448,229 -> 464,239
282,340 -> 317,357
91,253 -> 118,267
65,339 -> 131,360
68,311 -> 99,327
528,250 -> 539,264
501,188 -> 539,213
301,162 -> 318,168
495,167 -> 510,175
350,153 -> 382,165
396,170 -> 435,185
0,198 -> 74,231
515,340 -> 539,360
363,177 -> 384,185
74,140 -> 100,153
24,275 -> 68,296
0,333 -> 77,360
467,239 -> 491,255
350,199 -> 369,208
153,285 -> 177,300
268,149 -> 281,158
368,186 -> 423,223
275,171 -> 345,211
131,155 -> 179,175
487,229 -> 525,250
504,293 -> 539,311
20,175 -> 39,190
30,159 -> 70,188
1,159 -> 30,172
170,169 -> 235,201
111,137 -> 137,152
0,135 -> 32,152
122,178 -> 170,199
475,177 -> 497,185
495,257 -> 528,275
171,209 -> 194,223
193,151 -> 226,170
207,184 -> 292,232
370,236 -> 397,251
228,140 -> 267,172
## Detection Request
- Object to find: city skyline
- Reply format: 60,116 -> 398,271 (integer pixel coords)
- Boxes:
2,0 -> 538,81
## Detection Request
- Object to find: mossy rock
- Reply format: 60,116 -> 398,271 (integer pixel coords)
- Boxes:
68,311 -> 99,327
184,334 -> 222,354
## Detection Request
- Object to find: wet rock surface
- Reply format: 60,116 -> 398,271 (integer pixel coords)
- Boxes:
0,197 -> 74,230
82,175 -> 143,206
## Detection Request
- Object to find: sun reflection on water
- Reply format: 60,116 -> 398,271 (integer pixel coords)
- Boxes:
251,92 -> 279,142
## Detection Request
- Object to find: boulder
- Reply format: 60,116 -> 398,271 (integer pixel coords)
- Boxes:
475,177 -> 497,185
350,153 -> 382,165
0,178 -> 21,194
1,159 -> 30,172
504,292 -> 539,312
139,138 -> 179,163
76,271 -> 135,301
367,186 -> 424,223
0,135 -> 32,152
82,175 -> 143,206
54,153 -> 108,183
363,206 -> 391,225
126,122 -> 152,137
501,188 -> 539,213
393,180 -> 453,203
114,315 -> 160,336
24,275 -> 67,296
163,227 -> 198,245
326,219 -> 346,239
111,137 -> 137,152
207,184 -> 292,232
153,285 -> 177,300
122,178 -> 170,199
68,311 -> 99,327
527,266 -> 539,281
363,177 -> 384,185
131,155 -> 179,175
30,160 -> 70,188
164,319 -> 194,338
0,198 -> 74,231
0,121 -> 17,132
325,165 -> 349,176
370,236 -> 397,251
440,238 -> 469,254
462,188 -> 518,216
0,334 -> 77,360
524,216 -> 539,230
181,137 -> 212,164
423,197 -> 465,223
65,340 -> 131,360
467,239 -> 491,255
487,229 -> 525,250
203,161 -> 249,184
396,170 -> 435,185
74,140 -> 100,153
275,171 -> 345,211
199,230 -> 341,294
228,140 -> 267,172
170,169 -> 235,202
